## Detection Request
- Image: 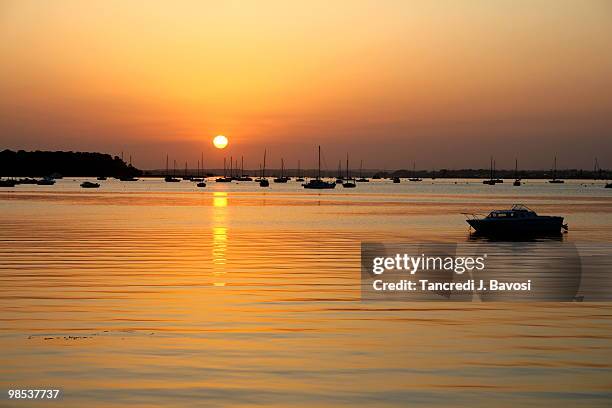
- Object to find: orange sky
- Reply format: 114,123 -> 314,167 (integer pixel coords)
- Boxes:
1,0 -> 611,170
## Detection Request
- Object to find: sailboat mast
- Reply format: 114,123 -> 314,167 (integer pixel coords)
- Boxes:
263,149 -> 267,178
360,160 -> 363,179
166,154 -> 169,176
346,153 -> 349,179
241,156 -> 244,177
223,157 -> 226,178
201,152 -> 204,177
318,145 -> 321,180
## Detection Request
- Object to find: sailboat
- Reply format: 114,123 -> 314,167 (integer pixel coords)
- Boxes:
296,160 -> 305,182
273,158 -> 289,183
303,146 -> 336,189
548,156 -> 565,183
164,155 -> 180,182
119,155 -> 139,181
235,156 -> 253,181
182,161 -> 192,180
335,160 -> 343,184
196,153 -> 206,187
392,176 -> 401,183
357,160 -> 369,182
408,162 -> 422,182
216,158 -> 232,182
342,153 -> 356,188
513,159 -> 521,186
483,157 -> 502,184
260,150 -> 270,187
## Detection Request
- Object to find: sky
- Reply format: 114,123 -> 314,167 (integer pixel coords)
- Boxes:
1,0 -> 611,170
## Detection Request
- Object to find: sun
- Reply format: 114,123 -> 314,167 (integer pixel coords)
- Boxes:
213,135 -> 228,149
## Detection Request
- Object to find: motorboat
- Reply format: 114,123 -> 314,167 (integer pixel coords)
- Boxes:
37,176 -> 56,185
392,177 -> 400,183
80,181 -> 100,188
464,204 -> 567,236
196,181 -> 206,188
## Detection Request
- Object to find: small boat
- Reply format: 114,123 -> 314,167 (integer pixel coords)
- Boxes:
392,177 -> 400,183
80,181 -> 100,188
408,162 -> 422,182
234,156 -> 253,181
483,157 -> 503,184
0,178 -> 17,187
119,176 -> 138,181
356,160 -> 369,182
342,153 -> 356,188
548,156 -> 565,183
260,150 -> 270,187
17,178 -> 38,185
303,146 -> 336,189
513,159 -> 521,186
164,156 -> 181,182
97,176 -> 107,181
295,160 -> 305,182
605,183 -> 612,188
37,176 -> 56,185
197,181 -> 206,188
273,158 -> 289,183
464,204 -> 567,236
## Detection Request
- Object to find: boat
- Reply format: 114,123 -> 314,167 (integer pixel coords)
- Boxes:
96,176 -> 107,181
408,162 -> 422,182
216,158 -> 232,182
392,176 -> 400,183
17,178 -> 38,185
235,156 -> 253,181
356,160 -> 369,182
259,150 -> 270,187
548,156 -> 565,183
335,160 -> 343,184
273,158 -> 289,183
296,160 -> 305,182
513,159 -> 521,186
0,178 -> 17,187
606,183 -> 612,188
303,146 -> 336,189
197,181 -> 206,188
37,176 -> 56,185
483,157 -> 502,184
464,204 -> 567,236
119,175 -> 138,181
164,156 -> 180,182
342,153 -> 356,188
182,161 -> 192,180
80,181 -> 100,188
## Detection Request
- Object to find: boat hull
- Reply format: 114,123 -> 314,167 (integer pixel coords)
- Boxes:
467,217 -> 564,236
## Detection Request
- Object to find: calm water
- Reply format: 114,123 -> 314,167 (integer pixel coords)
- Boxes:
1,178 -> 611,407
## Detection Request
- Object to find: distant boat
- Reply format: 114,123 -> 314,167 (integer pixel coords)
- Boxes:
37,176 -> 56,185
605,183 -> 612,188
273,158 -> 289,183
335,160 -> 343,184
513,159 -> 521,186
409,162 -> 422,182
342,153 -> 356,188
260,150 -> 270,187
235,156 -> 253,181
164,156 -> 180,182
303,146 -> 336,189
97,176 -> 107,181
119,175 -> 138,181
197,181 -> 206,188
392,176 -> 400,183
483,157 -> 502,184
357,160 -> 369,182
182,161 -> 192,180
548,156 -> 565,183
464,204 -> 567,236
0,178 -> 16,187
216,157 -> 232,182
296,160 -> 304,182
80,181 -> 100,188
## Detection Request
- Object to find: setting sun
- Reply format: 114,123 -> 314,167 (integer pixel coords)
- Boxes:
213,135 -> 228,149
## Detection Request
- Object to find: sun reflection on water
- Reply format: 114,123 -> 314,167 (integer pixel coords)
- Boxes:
212,192 -> 228,285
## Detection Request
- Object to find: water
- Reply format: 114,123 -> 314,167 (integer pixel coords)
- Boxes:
1,178 -> 611,407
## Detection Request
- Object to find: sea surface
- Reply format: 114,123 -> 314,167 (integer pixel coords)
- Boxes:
1,178 -> 611,407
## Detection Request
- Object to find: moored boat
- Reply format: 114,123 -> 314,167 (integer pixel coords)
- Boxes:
80,181 -> 100,188
303,146 -> 335,189
464,204 -> 567,236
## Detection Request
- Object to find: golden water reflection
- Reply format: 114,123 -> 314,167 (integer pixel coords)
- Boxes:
212,192 -> 228,285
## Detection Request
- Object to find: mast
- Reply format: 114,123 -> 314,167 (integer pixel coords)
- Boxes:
230,156 -> 233,178
318,146 -> 321,180
346,153 -> 349,179
173,160 -> 176,177
197,159 -> 200,178
166,154 -> 169,176
263,149 -> 267,178
553,156 -> 557,180
185,161 -> 187,178
337,160 -> 342,179
490,156 -> 493,181
201,152 -> 204,177
360,160 -> 363,179
515,159 -> 518,179
223,157 -> 226,178
241,156 -> 244,177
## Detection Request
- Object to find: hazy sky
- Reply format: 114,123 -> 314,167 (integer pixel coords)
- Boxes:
1,0 -> 611,170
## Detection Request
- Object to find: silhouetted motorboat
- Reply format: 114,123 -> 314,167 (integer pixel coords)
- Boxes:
37,176 -> 56,185
197,181 -> 206,188
0,178 -> 16,187
303,146 -> 335,189
464,204 -> 567,236
392,177 -> 400,183
548,156 -> 564,183
80,181 -> 100,188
